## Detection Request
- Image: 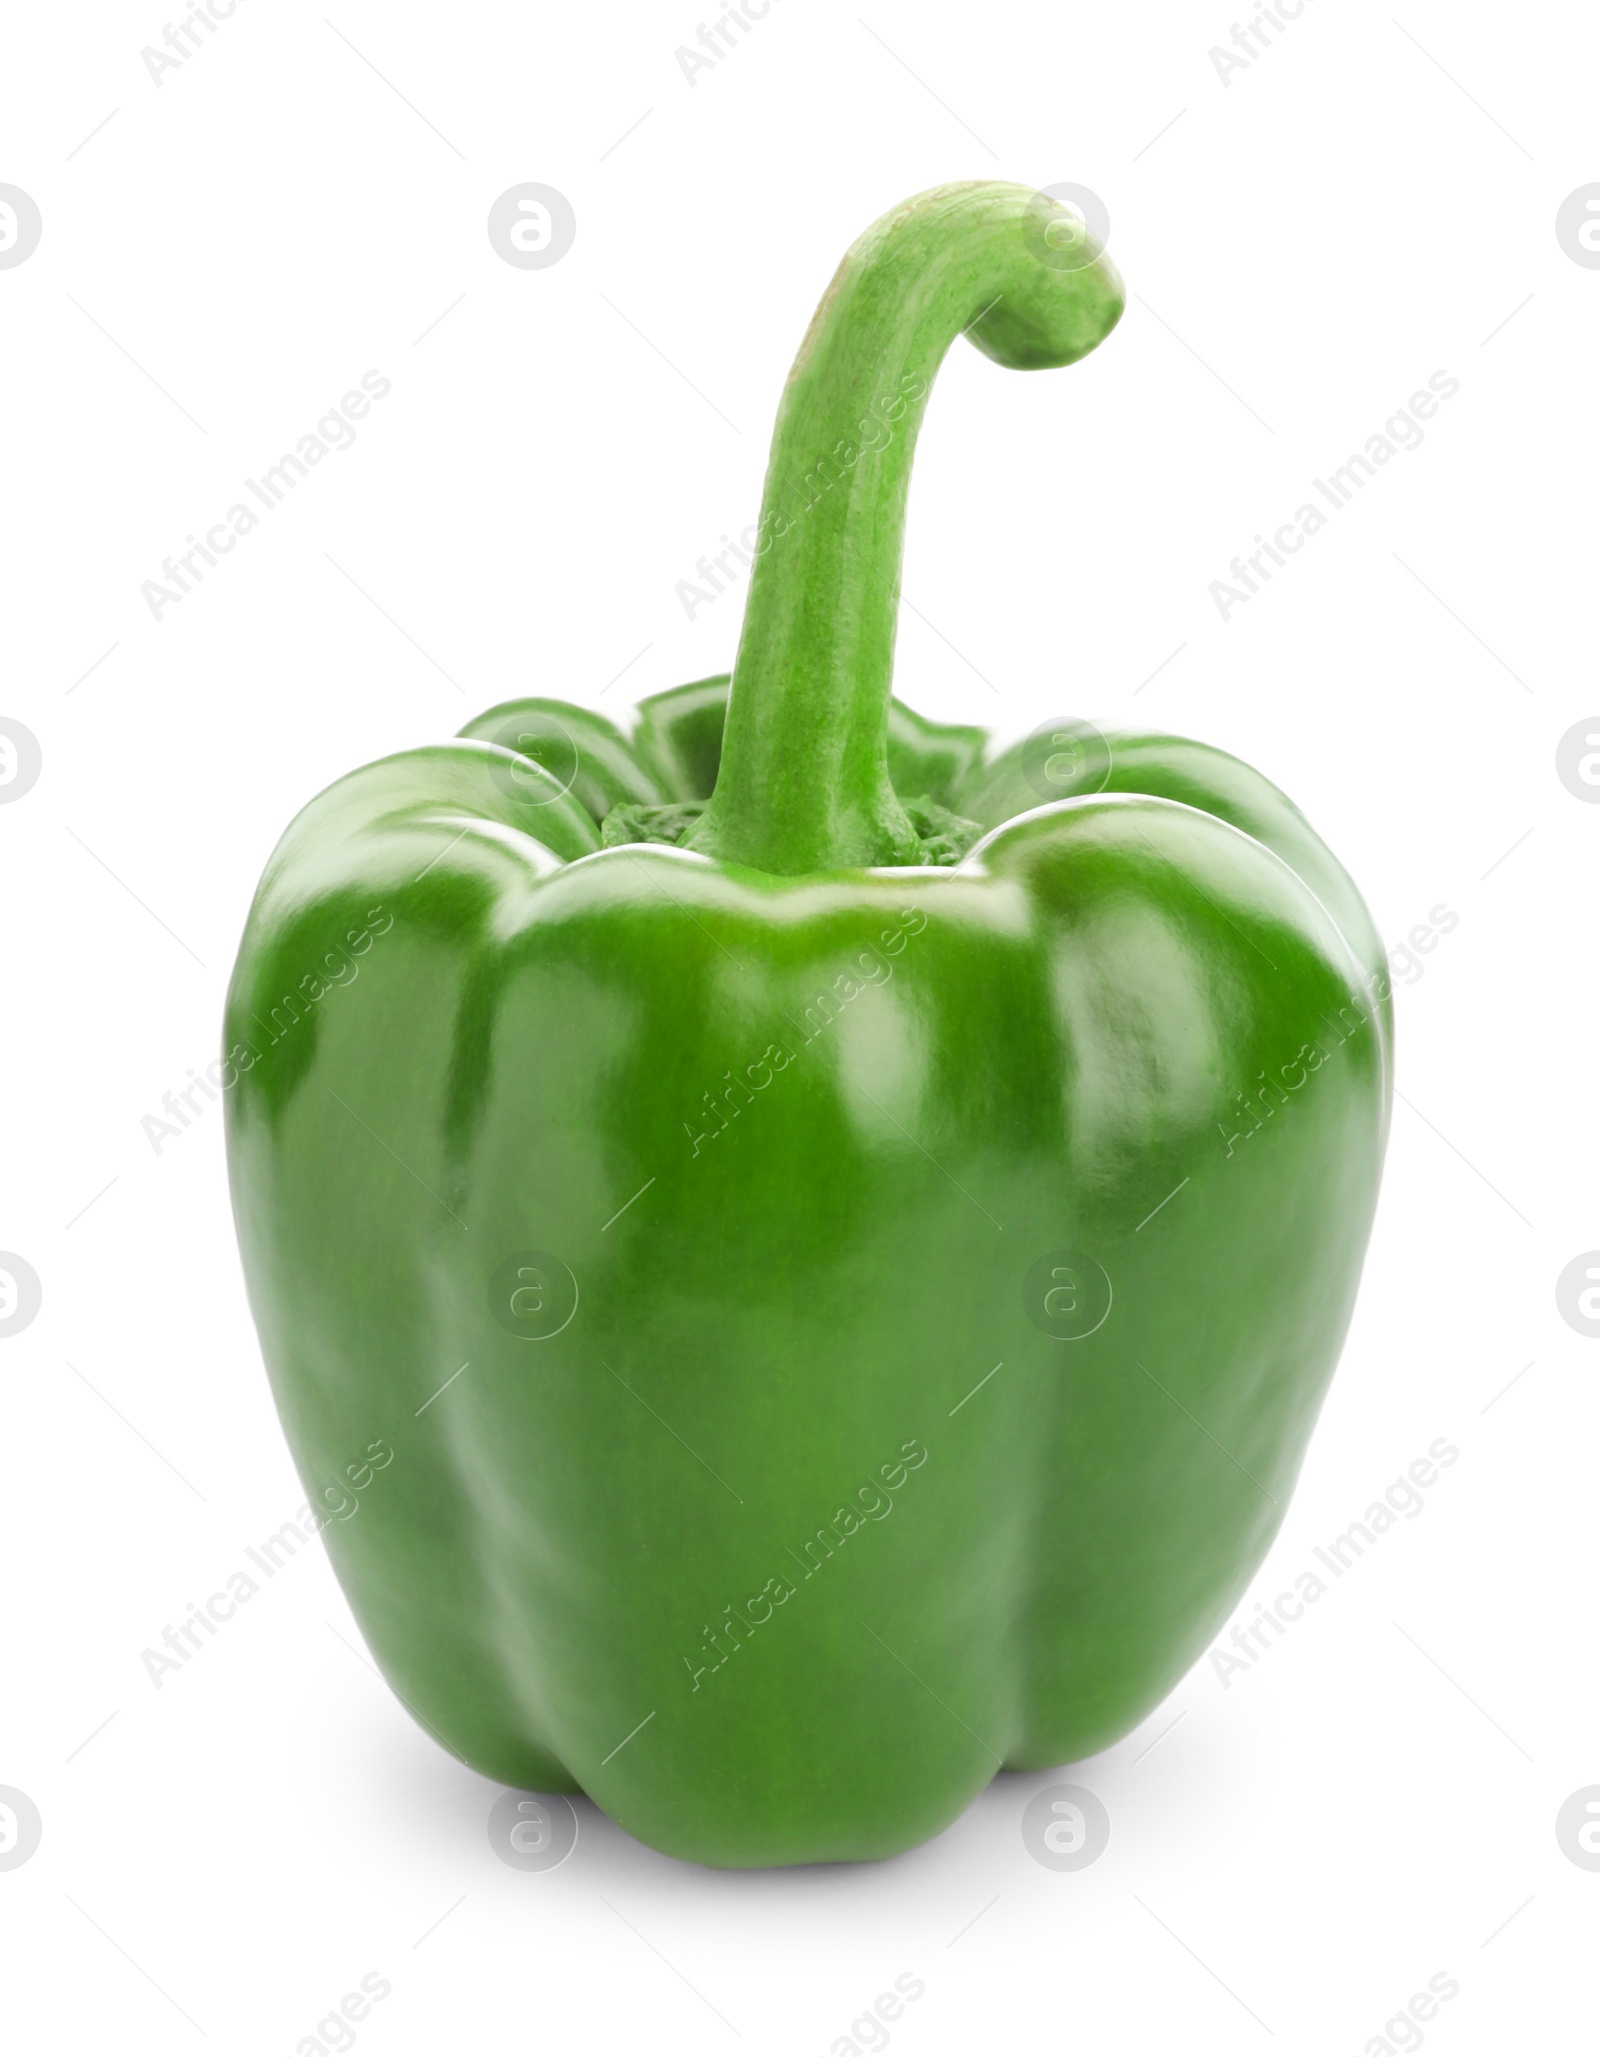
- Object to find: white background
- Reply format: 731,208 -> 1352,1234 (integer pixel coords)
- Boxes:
3,0 -> 1597,2049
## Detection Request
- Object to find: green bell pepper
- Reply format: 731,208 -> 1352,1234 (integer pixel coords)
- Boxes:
226,181 -> 1390,1867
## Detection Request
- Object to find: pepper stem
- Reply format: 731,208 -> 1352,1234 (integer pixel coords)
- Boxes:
685,181 -> 1125,876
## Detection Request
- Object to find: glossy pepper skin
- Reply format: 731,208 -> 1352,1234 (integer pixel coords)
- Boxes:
225,182 -> 1390,1867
